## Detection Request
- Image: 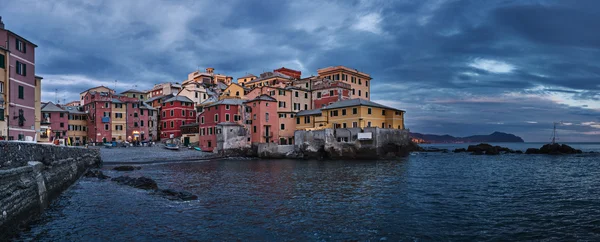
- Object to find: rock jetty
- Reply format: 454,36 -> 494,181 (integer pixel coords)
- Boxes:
111,176 -> 198,201
453,143 -> 516,155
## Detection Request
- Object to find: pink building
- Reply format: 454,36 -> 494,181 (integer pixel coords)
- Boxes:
0,17 -> 38,140
40,102 -> 68,140
198,99 -> 245,151
244,95 -> 278,144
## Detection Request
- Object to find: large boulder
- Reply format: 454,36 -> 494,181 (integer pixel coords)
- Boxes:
112,176 -> 158,190
453,148 -> 467,153
153,189 -> 198,201
534,143 -> 582,155
84,170 -> 110,179
113,166 -> 141,171
525,148 -> 540,154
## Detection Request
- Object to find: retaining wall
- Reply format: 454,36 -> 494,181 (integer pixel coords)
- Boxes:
0,142 -> 102,240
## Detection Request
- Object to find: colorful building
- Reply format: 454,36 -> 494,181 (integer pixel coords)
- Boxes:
0,45 -> 8,139
65,106 -> 88,146
236,74 -> 257,86
242,72 -> 293,89
80,86 -> 114,106
184,68 -> 233,86
140,102 -> 158,141
244,95 -> 278,144
34,76 -> 42,141
274,67 -> 301,79
219,83 -> 246,100
310,78 -> 352,108
198,99 -> 245,151
159,95 -> 196,139
317,66 -> 371,100
0,17 -> 39,140
40,102 -> 68,142
148,82 -> 181,99
121,89 -> 148,101
296,99 -> 405,130
179,80 -> 210,105
180,123 -> 199,147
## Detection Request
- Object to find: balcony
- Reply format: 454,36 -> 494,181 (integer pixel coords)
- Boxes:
264,131 -> 273,138
41,117 -> 51,124
101,117 -> 110,123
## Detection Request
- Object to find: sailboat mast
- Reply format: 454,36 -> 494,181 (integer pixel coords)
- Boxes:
552,122 -> 556,144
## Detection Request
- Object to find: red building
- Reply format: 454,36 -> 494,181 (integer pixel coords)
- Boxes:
198,99 -> 245,151
245,94 -> 278,144
274,67 -> 301,79
311,79 -> 352,108
160,95 -> 196,139
40,102 -> 68,140
83,91 -> 143,143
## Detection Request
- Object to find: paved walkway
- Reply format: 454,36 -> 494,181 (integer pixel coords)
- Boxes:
95,145 -> 217,164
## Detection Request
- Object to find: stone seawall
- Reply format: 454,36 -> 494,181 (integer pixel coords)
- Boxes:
0,142 -> 102,239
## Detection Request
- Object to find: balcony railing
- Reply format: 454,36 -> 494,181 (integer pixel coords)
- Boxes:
264,131 -> 273,138
101,117 -> 110,123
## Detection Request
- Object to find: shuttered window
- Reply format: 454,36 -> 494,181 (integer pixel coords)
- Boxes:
0,54 -> 4,69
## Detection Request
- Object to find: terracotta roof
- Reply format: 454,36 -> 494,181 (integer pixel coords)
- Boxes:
205,98 -> 246,107
164,95 -> 194,103
244,94 -> 276,103
297,109 -> 322,116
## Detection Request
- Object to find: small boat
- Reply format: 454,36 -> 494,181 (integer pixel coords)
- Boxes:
165,143 -> 179,150
194,147 -> 201,151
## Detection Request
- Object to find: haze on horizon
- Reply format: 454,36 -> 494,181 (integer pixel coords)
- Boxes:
2,0 -> 599,142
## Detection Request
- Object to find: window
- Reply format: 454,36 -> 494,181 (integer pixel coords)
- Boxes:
296,117 -> 300,124
382,123 -> 385,128
265,102 -> 269,107
281,123 -> 285,130
358,90 -> 361,96
0,54 -> 4,69
279,113 -> 285,118
105,124 -> 109,130
182,110 -> 185,116
359,79 -> 362,85
134,113 -> 138,118
279,101 -> 286,108
304,116 -> 310,123
162,111 -> 166,117
215,114 -> 219,122
140,120 -> 144,127
16,39 -> 26,53
134,122 -> 139,127
295,91 -> 299,97
201,116 -> 204,124
317,92 -> 322,98
366,92 -> 369,98
225,114 -> 230,122
368,108 -> 372,114
190,111 -> 193,116
342,109 -> 346,116
60,123 -> 64,128
18,86 -> 24,99
353,108 -> 358,114
342,123 -> 347,128
170,121 -> 174,128
105,102 -> 109,108
170,110 -> 174,116
0,81 -> 3,93
366,80 -> 369,87
163,122 -> 167,128
265,113 -> 269,122
352,122 -> 358,128
329,90 -> 334,96
304,93 -> 308,98
235,91 -> 240,96
253,126 -> 257,133
226,104 -> 230,110
382,110 -> 386,115
304,104 -> 308,110
140,95 -> 144,99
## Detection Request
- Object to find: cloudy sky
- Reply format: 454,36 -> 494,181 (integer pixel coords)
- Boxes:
3,0 -> 599,141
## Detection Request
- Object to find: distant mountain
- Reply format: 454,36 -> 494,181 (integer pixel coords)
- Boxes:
410,131 -> 525,143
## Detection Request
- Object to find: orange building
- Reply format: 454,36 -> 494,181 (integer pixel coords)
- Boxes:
274,67 -> 301,79
244,95 -> 278,144
317,66 -> 371,100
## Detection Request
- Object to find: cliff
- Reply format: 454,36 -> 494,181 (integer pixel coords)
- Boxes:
410,131 -> 524,143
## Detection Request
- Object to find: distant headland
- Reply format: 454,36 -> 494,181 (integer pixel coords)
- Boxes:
410,131 -> 524,144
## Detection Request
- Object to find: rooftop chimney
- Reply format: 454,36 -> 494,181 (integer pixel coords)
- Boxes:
206,67 -> 214,74
0,16 -> 4,29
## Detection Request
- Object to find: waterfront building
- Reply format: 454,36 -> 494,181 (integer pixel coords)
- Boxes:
274,67 -> 301,79
83,91 -> 143,143
65,106 -> 88,146
296,99 -> 405,130
40,102 -> 68,142
121,89 -> 148,101
148,82 -> 181,99
34,76 -> 42,141
317,66 -> 371,100
236,73 -> 257,86
159,95 -> 196,139
310,78 -> 352,108
111,98 -> 127,141
0,17 -> 39,140
79,86 -> 114,106
180,122 -> 199,146
140,102 -> 158,141
184,68 -> 233,86
244,95 -> 278,144
179,81 -> 210,105
197,99 -> 245,151
0,45 -> 7,139
145,93 -> 173,109
219,83 -> 246,100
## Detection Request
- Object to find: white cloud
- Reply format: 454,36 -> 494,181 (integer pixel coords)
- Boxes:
526,121 -> 538,124
468,58 -> 515,74
352,13 -> 383,34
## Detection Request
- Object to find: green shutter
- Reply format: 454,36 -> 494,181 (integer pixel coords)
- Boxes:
18,86 -> 24,99
0,54 -> 4,69
0,109 -> 4,121
23,63 -> 26,76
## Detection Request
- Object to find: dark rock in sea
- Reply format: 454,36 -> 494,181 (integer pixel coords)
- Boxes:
453,148 -> 467,153
525,148 -> 540,154
515,150 -> 523,154
472,150 -> 484,155
421,147 -> 449,153
84,170 -> 110,179
113,166 -> 141,171
485,148 -> 500,155
111,176 -> 158,190
154,189 -> 198,201
536,143 -> 582,155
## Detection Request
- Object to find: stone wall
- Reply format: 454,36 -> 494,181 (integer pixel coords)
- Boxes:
216,124 -> 253,157
295,128 -> 416,159
0,142 -> 102,240
256,143 -> 295,158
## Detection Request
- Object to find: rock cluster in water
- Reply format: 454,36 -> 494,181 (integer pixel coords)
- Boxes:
112,166 -> 142,171
108,175 -> 197,201
453,143 -> 519,155
525,143 -> 582,155
83,170 -> 110,179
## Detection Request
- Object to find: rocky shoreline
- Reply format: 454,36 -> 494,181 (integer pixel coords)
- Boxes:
418,143 -> 587,156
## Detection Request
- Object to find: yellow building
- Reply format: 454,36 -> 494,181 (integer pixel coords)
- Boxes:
219,83 -> 246,100
296,99 -> 405,130
34,76 -> 43,141
317,66 -> 372,100
111,99 -> 126,141
0,46 -> 8,139
236,73 -> 257,86
121,89 -> 148,101
65,106 -> 88,146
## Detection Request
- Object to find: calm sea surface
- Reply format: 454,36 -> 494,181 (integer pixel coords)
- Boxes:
17,143 -> 600,241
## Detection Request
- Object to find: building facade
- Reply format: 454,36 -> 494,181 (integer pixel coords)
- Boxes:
274,67 -> 301,79
0,45 -> 8,139
40,102 -> 68,142
317,66 -> 371,101
0,18 -> 38,140
160,96 -> 196,139
65,106 -> 88,146
311,78 -> 352,108
197,99 -> 244,151
121,89 -> 148,101
244,95 -> 278,144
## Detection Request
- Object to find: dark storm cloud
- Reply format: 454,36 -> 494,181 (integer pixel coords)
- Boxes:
2,0 -> 600,141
